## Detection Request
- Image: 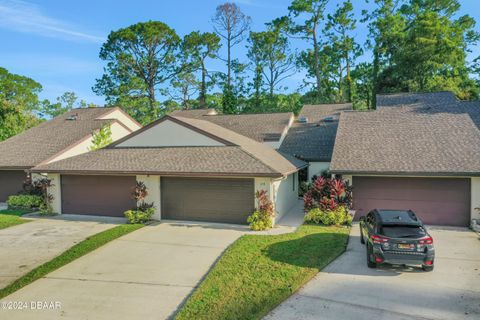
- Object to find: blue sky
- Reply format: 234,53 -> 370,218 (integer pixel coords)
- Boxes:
0,0 -> 479,105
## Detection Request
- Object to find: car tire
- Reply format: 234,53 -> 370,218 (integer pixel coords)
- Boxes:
360,230 -> 365,244
422,265 -> 434,272
366,244 -> 376,268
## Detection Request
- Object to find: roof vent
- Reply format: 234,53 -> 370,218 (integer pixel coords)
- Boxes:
297,116 -> 308,123
322,116 -> 335,122
206,109 -> 218,116
66,113 -> 78,121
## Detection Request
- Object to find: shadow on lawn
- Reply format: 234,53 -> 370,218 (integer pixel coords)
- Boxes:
263,231 -> 349,269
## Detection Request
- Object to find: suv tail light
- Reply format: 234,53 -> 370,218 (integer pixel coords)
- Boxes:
418,237 -> 433,245
371,234 -> 389,244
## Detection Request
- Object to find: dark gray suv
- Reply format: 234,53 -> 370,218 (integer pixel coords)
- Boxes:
359,209 -> 435,271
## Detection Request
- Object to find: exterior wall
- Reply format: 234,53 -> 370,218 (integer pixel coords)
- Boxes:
272,173 -> 298,223
117,119 -> 225,148
136,175 -> 161,220
46,173 -> 62,214
97,109 -> 141,131
308,162 -> 330,181
262,114 -> 294,150
46,122 -> 132,164
472,177 -> 480,221
254,177 -> 274,205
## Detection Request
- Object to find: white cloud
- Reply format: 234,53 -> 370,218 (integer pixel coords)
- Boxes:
0,0 -> 104,43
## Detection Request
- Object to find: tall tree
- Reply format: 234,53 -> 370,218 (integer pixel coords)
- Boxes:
247,31 -> 264,109
93,21 -> 182,124
363,0 -> 406,108
212,2 -> 251,88
40,91 -> 87,118
0,67 -> 42,141
183,31 -> 221,107
247,29 -> 296,98
326,0 -> 362,102
285,0 -> 329,100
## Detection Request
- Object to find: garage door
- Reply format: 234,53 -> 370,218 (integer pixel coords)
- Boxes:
161,177 -> 254,224
353,177 -> 471,226
0,170 -> 26,202
61,175 -> 136,217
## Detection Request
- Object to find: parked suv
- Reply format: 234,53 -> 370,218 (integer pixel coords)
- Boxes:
359,209 -> 435,271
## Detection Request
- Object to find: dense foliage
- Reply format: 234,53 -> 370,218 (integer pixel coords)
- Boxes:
303,176 -> 352,212
247,189 -> 275,231
1,0 -> 479,137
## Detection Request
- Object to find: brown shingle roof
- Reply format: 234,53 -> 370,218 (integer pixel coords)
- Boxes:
33,115 -> 307,178
279,103 -> 352,161
376,91 -> 458,108
330,110 -> 480,176
0,108 -> 124,169
170,110 -> 293,142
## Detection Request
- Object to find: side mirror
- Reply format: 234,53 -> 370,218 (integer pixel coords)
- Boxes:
359,216 -> 365,222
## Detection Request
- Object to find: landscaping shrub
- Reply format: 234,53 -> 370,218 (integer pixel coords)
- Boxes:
20,176 -> 55,214
124,207 -> 155,224
304,206 -> 353,226
247,190 -> 275,231
124,181 -> 155,224
7,195 -> 43,209
303,176 -> 352,212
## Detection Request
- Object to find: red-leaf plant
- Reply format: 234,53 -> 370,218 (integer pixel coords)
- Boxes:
255,190 -> 274,218
131,182 -> 153,211
303,176 -> 352,211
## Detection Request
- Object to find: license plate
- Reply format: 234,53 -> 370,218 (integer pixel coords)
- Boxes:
398,244 -> 413,249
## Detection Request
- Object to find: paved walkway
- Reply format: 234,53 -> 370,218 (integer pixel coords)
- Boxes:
265,224 -> 480,320
0,215 -> 121,289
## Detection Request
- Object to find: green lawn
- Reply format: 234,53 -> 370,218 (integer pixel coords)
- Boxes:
0,223 -> 143,299
175,224 -> 350,320
0,208 -> 33,216
0,214 -> 29,230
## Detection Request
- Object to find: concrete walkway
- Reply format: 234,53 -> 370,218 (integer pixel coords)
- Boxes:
1,222 -> 244,320
265,224 -> 480,320
0,215 -> 121,290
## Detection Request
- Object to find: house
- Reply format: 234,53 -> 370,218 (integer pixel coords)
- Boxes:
330,92 -> 480,227
279,103 -> 352,180
31,115 -> 307,224
0,107 -> 141,202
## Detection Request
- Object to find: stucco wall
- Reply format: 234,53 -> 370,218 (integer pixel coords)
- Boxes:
47,122 -> 132,164
472,177 -> 480,220
97,109 -> 141,131
308,162 -> 330,181
46,173 -> 62,214
273,173 -> 298,222
136,175 -> 161,220
117,119 -> 225,148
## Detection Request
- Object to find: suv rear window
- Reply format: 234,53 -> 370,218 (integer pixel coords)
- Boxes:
380,225 -> 426,238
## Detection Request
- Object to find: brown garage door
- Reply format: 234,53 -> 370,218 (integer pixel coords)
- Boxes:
0,170 -> 26,202
61,175 -> 136,217
353,177 -> 471,226
161,177 -> 254,224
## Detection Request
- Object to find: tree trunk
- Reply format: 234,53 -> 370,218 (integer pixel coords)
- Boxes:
148,84 -> 156,119
312,26 -> 322,101
227,34 -> 231,88
346,50 -> 352,103
372,47 -> 379,110
199,61 -> 207,107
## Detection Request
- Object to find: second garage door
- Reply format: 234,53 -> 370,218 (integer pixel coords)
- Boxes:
62,175 -> 136,217
161,177 -> 254,224
353,177 -> 471,226
0,170 -> 26,202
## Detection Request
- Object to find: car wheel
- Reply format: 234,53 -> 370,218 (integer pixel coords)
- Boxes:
366,244 -> 376,268
422,265 -> 434,272
360,230 -> 365,244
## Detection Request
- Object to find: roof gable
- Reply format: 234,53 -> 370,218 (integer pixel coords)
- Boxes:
113,117 -> 229,148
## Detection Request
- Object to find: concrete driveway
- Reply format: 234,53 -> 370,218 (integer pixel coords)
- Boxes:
266,224 -> 480,320
1,222 -> 243,320
0,215 -> 121,289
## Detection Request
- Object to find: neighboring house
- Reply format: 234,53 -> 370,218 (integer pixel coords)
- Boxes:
31,115 -> 307,225
0,107 -> 141,202
330,92 -> 480,227
279,103 -> 352,180
171,109 -> 294,149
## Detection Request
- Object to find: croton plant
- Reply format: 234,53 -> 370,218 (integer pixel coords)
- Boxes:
303,176 -> 353,211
